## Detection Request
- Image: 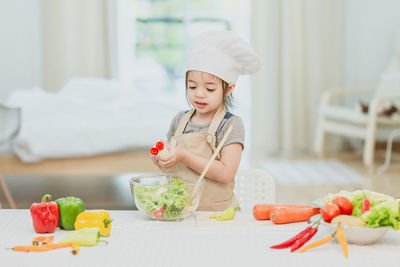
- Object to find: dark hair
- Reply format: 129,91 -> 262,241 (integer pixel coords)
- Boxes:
185,71 -> 234,109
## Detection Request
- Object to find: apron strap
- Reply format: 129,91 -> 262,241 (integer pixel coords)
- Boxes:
206,106 -> 226,150
174,109 -> 195,136
171,110 -> 195,147
207,106 -> 226,135
171,106 -> 226,150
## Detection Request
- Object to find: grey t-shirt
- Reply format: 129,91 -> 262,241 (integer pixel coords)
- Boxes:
166,110 -> 245,149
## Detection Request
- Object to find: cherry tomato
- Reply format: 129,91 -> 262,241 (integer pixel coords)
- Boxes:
156,141 -> 164,151
321,203 -> 340,223
152,206 -> 165,219
332,196 -> 353,215
150,147 -> 159,155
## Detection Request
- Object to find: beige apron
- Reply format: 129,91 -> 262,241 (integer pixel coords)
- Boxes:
163,106 -> 239,211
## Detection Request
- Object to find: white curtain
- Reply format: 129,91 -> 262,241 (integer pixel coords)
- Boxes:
42,0 -> 110,91
251,0 -> 345,156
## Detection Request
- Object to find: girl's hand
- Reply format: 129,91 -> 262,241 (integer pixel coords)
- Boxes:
149,151 -> 163,169
157,143 -> 182,168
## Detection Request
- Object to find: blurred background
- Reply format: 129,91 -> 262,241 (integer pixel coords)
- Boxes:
1,0 -> 400,210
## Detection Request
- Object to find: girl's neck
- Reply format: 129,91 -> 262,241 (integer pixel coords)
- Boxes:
191,106 -> 222,125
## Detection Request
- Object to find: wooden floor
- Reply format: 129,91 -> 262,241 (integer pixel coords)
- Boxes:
0,150 -> 399,209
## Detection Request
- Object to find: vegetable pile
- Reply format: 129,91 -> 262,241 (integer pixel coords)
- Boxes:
134,178 -> 190,220
269,210 -> 349,257
20,194 -> 113,255
322,190 -> 400,229
270,219 -> 320,252
12,227 -> 105,255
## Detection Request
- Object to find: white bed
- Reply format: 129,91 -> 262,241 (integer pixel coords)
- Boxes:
1,78 -> 186,162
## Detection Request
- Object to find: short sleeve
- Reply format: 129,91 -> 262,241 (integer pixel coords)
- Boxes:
166,111 -> 186,141
216,115 -> 245,150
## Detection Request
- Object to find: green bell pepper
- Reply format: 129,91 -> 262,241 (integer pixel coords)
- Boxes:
56,196 -> 85,230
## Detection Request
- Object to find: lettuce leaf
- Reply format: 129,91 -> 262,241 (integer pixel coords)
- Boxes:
350,193 -> 381,217
361,199 -> 400,230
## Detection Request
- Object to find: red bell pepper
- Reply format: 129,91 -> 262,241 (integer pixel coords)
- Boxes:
30,194 -> 59,234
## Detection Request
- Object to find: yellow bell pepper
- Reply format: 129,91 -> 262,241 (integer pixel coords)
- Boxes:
74,210 -> 112,237
209,207 -> 240,221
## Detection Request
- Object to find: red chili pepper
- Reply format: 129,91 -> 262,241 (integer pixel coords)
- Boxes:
290,227 -> 318,252
270,227 -> 312,249
156,141 -> 164,151
150,147 -> 159,155
362,199 -> 370,213
30,194 -> 59,234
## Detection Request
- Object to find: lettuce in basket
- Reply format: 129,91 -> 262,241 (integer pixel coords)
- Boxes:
135,179 -> 189,219
323,190 -> 400,229
361,199 -> 400,230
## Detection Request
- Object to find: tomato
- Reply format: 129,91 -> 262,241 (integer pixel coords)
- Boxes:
152,206 -> 165,219
150,147 -> 159,155
332,196 -> 353,215
321,203 -> 341,223
156,141 -> 164,151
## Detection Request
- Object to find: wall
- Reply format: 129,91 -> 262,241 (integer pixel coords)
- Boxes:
0,0 -> 42,102
344,0 -> 400,87
1,1 -> 400,105
42,0 -> 109,91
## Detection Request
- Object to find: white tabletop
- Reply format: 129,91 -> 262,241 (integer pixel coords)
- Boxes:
1,209 -> 399,267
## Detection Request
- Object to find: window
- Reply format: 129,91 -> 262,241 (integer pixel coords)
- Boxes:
110,0 -> 252,164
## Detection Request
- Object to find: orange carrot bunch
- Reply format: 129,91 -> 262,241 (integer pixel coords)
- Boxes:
12,235 -> 78,255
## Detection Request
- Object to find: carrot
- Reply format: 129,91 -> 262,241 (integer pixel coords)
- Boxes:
270,207 -> 320,224
298,234 -> 333,253
32,235 -> 55,246
253,204 -> 315,220
13,246 -> 51,252
44,243 -> 72,249
71,242 -> 79,255
336,227 -> 348,258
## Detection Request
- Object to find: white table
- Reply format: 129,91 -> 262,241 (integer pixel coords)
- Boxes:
1,209 -> 399,267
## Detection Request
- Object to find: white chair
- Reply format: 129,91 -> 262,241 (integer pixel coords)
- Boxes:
314,58 -> 400,168
0,104 -> 20,208
234,169 -> 275,211
377,128 -> 400,174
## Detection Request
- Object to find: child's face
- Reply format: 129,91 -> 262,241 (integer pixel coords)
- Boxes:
187,71 -> 225,116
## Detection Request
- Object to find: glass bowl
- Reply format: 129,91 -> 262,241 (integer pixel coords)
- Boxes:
129,174 -> 203,221
320,219 -> 390,245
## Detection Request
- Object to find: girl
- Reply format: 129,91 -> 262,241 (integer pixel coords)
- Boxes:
150,30 -> 260,211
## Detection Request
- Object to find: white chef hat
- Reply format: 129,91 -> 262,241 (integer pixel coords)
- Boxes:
186,30 -> 261,83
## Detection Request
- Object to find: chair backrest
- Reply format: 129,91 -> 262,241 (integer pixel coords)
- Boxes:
234,168 -> 275,211
374,57 -> 400,99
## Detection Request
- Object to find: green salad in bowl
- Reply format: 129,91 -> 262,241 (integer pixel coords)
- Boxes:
130,174 -> 202,221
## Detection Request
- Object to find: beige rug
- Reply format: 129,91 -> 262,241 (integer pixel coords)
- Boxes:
260,159 -> 365,185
